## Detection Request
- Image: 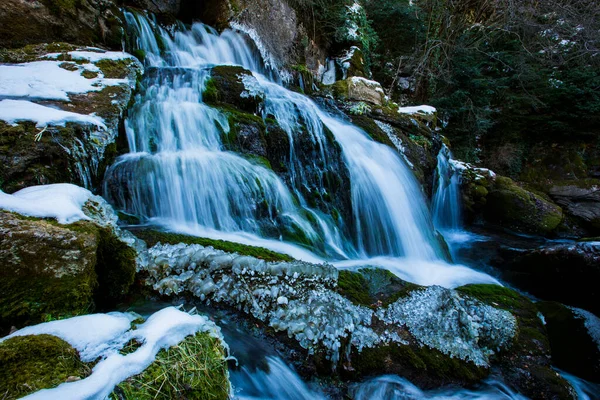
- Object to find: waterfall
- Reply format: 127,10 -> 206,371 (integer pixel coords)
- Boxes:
432,144 -> 462,231
104,12 -> 498,288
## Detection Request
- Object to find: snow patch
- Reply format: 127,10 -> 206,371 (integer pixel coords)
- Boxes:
0,100 -> 106,129
570,307 -> 600,352
0,184 -> 96,224
12,307 -> 225,400
0,61 -> 127,101
398,105 -> 437,115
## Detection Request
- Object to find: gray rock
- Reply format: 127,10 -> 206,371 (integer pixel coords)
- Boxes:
550,184 -> 600,232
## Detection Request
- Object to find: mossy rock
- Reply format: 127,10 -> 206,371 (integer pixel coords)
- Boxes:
112,332 -> 229,400
129,228 -> 293,262
0,212 -> 98,333
348,342 -> 488,389
218,105 -> 268,159
337,269 -> 422,308
456,284 -> 573,399
0,334 -> 90,399
203,65 -> 263,113
0,212 -> 137,332
485,176 -> 563,236
537,301 -> 600,383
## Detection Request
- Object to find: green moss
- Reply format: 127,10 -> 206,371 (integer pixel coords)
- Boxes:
113,332 -> 229,400
456,284 -> 526,311
117,212 -> 141,225
95,58 -> 135,79
0,334 -> 90,399
337,269 -> 422,307
486,176 -> 563,235
131,229 -> 293,262
350,115 -> 394,148
351,342 -> 487,386
39,0 -> 81,16
81,70 -> 99,79
203,77 -> 219,103
332,80 -> 349,100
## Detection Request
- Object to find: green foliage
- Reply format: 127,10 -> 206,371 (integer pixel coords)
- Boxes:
131,229 -> 293,262
0,334 -> 90,399
113,333 -> 229,400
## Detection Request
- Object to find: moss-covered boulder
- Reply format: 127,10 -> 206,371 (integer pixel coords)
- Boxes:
501,242 -> 600,316
0,334 -> 90,399
113,332 -> 230,400
485,176 -> 563,236
537,302 -> 600,383
204,65 -> 264,113
0,211 -> 137,333
456,284 -> 574,399
0,0 -> 123,49
337,268 -> 422,307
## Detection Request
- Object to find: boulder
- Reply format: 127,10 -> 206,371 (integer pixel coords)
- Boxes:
0,211 -> 98,333
484,176 -> 563,236
501,242 -> 600,315
336,77 -> 385,106
549,182 -> 600,234
537,302 -> 600,383
0,0 -> 123,49
203,65 -> 264,113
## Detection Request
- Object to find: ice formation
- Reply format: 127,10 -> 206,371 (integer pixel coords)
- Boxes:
374,120 -> 414,169
377,286 -> 517,366
11,307 -> 227,400
142,242 -> 516,366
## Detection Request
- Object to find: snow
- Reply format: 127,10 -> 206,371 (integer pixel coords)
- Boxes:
0,183 -> 95,224
66,50 -> 136,62
0,61 -> 125,101
0,100 -> 106,129
1,313 -> 136,362
398,105 -> 437,115
12,307 -> 225,400
350,76 -> 385,93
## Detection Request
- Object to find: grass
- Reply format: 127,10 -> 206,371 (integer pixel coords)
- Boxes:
131,229 -> 293,262
113,333 -> 229,400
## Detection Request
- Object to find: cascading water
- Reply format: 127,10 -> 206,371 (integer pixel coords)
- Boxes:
432,144 -> 462,231
104,12 -> 497,288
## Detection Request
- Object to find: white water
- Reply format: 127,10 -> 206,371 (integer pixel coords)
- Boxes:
104,12 -> 497,288
351,375 -> 528,400
432,144 -> 462,231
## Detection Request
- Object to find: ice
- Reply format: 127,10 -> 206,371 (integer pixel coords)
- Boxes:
0,100 -> 106,129
142,242 -> 514,366
17,307 -> 225,400
377,286 -> 517,366
1,312 -> 136,362
0,183 -> 96,224
0,61 -> 126,101
66,50 -> 136,62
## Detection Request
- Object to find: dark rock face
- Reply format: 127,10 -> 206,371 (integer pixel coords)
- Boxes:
550,183 -> 600,234
0,0 -> 123,49
501,242 -> 600,316
538,301 -> 600,383
204,65 -> 264,114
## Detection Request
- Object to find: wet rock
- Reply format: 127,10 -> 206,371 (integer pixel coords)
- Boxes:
501,242 -> 600,316
0,0 -> 123,49
537,301 -> 600,383
549,182 -> 600,234
204,65 -> 264,114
